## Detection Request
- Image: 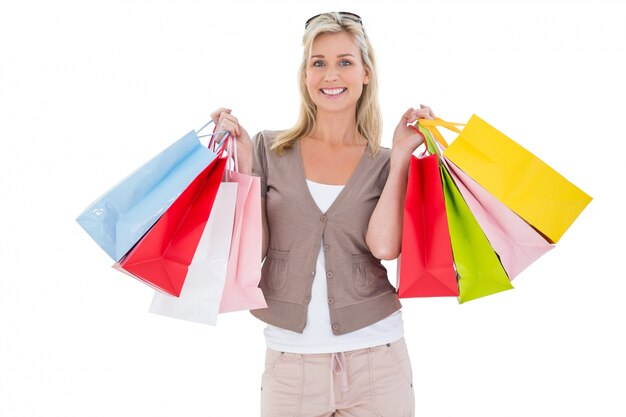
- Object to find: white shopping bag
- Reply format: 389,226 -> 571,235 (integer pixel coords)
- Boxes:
149,182 -> 238,325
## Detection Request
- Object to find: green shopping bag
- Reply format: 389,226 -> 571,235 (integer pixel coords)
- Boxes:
422,127 -> 514,303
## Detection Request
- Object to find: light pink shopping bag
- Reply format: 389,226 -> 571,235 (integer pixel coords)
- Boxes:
443,158 -> 554,279
219,170 -> 267,313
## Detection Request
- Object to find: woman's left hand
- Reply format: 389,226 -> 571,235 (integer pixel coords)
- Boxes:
391,104 -> 435,163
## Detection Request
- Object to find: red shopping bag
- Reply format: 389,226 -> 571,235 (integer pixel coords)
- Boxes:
115,146 -> 229,296
398,150 -> 459,298
148,181 -> 238,325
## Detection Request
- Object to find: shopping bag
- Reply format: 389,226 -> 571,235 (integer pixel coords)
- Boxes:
76,121 -> 219,261
397,125 -> 458,298
114,139 -> 229,296
422,129 -> 514,303
440,115 -> 592,243
444,159 -> 554,279
218,168 -> 266,313
148,182 -> 238,325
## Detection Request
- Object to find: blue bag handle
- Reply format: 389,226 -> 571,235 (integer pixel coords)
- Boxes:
196,119 -> 230,152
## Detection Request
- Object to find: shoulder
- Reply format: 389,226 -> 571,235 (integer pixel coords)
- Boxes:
252,130 -> 288,178
368,144 -> 392,167
253,130 -> 287,147
374,145 -> 392,160
253,130 -> 295,162
366,145 -> 392,185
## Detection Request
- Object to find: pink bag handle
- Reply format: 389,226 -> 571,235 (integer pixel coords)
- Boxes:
223,137 -> 239,182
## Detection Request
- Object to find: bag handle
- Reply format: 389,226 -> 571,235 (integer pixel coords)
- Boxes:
422,126 -> 442,157
409,124 -> 428,156
199,119 -> 229,150
198,118 -> 232,152
198,129 -> 230,154
418,117 -> 464,133
416,117 -> 465,149
197,119 -> 214,134
409,123 -> 444,158
222,136 -> 240,181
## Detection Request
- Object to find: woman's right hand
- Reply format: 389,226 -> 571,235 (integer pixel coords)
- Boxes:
210,107 -> 253,175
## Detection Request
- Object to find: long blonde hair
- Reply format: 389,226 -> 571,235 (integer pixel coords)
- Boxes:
271,12 -> 382,156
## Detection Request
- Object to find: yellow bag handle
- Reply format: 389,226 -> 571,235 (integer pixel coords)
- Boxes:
416,117 -> 465,149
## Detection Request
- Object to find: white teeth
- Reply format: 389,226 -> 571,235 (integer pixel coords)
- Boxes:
321,88 -> 346,96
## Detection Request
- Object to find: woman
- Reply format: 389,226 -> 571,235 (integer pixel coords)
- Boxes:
212,12 -> 434,417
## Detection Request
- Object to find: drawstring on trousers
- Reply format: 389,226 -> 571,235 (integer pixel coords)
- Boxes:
329,352 -> 349,409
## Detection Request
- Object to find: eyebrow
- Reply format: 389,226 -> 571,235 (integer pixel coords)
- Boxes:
310,53 -> 356,59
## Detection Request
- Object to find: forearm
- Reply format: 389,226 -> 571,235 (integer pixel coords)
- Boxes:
238,154 -> 253,176
366,151 -> 412,260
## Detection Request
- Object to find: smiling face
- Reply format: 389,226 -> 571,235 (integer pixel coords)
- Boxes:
305,31 -> 370,115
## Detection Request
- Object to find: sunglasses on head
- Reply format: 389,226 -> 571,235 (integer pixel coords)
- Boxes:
305,12 -> 363,29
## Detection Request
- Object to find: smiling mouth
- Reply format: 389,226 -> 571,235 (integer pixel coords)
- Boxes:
320,88 -> 347,96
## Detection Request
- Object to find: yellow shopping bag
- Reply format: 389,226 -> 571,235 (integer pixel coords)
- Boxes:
431,115 -> 591,243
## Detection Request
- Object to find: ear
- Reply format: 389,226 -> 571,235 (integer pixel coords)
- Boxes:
363,67 -> 370,85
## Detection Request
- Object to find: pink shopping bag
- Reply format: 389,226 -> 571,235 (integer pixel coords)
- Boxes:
219,169 -> 267,313
443,157 -> 554,279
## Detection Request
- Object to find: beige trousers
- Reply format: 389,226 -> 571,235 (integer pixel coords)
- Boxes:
260,338 -> 415,417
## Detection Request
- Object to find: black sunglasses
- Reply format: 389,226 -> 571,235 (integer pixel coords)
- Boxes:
305,12 -> 363,29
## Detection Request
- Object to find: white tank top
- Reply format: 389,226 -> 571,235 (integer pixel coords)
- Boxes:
263,179 -> 404,353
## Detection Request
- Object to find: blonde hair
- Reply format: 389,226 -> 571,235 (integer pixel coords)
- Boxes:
271,12 -> 382,156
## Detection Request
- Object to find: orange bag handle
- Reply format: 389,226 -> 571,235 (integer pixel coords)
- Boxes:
416,117 -> 465,149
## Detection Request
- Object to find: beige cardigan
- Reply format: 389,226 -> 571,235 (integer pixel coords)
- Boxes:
250,130 -> 402,335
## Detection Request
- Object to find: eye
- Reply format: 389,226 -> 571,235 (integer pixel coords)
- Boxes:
312,60 -> 325,67
339,59 -> 352,66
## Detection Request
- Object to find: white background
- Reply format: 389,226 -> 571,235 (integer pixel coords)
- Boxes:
1,0 -> 624,416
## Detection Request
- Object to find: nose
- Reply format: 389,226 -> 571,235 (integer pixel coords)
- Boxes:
323,68 -> 339,83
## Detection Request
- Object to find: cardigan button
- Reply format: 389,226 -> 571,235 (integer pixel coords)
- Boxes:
320,215 -> 327,222
326,271 -> 333,278
332,323 -> 339,330
328,297 -> 334,304
323,244 -> 330,251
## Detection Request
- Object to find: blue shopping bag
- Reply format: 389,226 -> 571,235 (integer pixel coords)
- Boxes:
76,121 -> 221,261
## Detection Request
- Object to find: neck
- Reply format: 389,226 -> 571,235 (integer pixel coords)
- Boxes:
310,108 -> 364,146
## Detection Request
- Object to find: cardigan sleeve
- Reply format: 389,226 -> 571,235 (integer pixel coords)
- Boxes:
252,131 -> 269,198
376,146 -> 392,191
